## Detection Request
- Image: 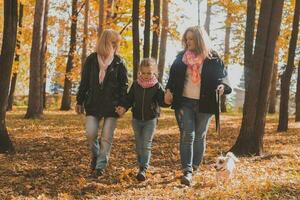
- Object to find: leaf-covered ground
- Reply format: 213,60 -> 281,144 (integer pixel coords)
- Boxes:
1,109 -> 299,199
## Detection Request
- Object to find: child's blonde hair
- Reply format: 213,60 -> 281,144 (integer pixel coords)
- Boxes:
139,58 -> 158,74
96,29 -> 121,57
182,26 -> 212,58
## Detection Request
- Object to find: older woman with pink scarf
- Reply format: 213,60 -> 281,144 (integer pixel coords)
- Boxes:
76,29 -> 128,178
165,26 -> 232,186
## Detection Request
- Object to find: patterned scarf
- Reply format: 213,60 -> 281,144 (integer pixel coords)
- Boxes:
182,50 -> 204,84
137,74 -> 158,88
97,52 -> 114,84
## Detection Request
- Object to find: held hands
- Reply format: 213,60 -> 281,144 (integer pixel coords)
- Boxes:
115,106 -> 126,117
164,89 -> 173,105
216,84 -> 225,96
75,105 -> 85,114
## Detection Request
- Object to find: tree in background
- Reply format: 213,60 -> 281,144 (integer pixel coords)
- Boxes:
132,0 -> 140,80
143,0 -> 151,58
277,0 -> 300,131
230,0 -> 284,156
25,0 -> 46,118
151,0 -> 160,59
296,60 -> 300,121
0,0 -> 18,153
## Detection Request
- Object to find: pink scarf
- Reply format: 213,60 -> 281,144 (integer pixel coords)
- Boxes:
97,53 -> 114,84
182,50 -> 204,84
137,74 -> 158,88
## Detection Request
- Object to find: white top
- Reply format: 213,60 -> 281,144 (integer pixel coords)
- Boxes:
182,65 -> 203,100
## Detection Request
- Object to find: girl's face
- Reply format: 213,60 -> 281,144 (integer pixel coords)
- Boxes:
185,31 -> 196,51
139,65 -> 156,81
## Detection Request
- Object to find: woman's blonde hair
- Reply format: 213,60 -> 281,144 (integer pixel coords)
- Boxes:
182,26 -> 212,58
139,58 -> 158,75
96,29 -> 121,57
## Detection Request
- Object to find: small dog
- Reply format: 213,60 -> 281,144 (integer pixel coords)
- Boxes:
214,152 -> 239,184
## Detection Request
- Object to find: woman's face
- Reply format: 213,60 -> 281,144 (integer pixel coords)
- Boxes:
186,31 -> 196,51
139,66 -> 155,81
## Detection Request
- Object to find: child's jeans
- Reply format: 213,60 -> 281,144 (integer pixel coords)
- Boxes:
132,118 -> 157,170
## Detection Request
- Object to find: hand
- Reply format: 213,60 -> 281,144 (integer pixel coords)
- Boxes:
115,106 -> 126,117
75,104 -> 84,114
164,89 -> 173,105
216,84 -> 225,96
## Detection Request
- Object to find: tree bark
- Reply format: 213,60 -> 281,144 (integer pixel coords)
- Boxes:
81,0 -> 89,74
39,0 -> 49,113
25,0 -> 46,119
244,0 -> 256,91
7,3 -> 24,111
151,0 -> 160,59
98,0 -> 105,37
61,0 -> 78,111
0,0 -> 18,153
296,60 -> 300,121
132,0 -> 140,81
158,0 -> 168,83
204,1 -> 211,36
230,0 -> 284,156
277,0 -> 300,131
143,0 -> 151,58
268,62 -> 278,113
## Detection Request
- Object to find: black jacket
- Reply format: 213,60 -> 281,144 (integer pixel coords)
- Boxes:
122,81 -> 168,121
76,52 -> 128,117
166,51 -> 232,114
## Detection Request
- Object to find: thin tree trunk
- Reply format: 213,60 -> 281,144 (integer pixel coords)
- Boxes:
81,0 -> 89,74
25,0 -> 46,119
7,3 -> 24,111
98,0 -> 105,37
158,0 -> 168,83
221,11 -> 231,112
204,1 -> 211,35
151,0 -> 160,59
244,0 -> 256,91
296,60 -> 300,121
61,0 -> 78,111
132,0 -> 140,81
277,0 -> 300,131
39,0 -> 49,113
0,0 -> 18,153
268,62 -> 278,113
143,0 -> 151,58
230,0 -> 284,156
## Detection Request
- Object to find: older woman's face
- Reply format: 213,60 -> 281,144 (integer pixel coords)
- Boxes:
186,31 -> 196,51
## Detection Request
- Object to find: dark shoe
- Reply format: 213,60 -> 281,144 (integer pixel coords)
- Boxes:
93,169 -> 104,178
181,171 -> 192,186
136,168 -> 146,181
90,156 -> 97,170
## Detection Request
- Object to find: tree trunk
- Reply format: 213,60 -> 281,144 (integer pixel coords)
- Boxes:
204,1 -> 211,36
39,0 -> 49,113
277,0 -> 300,131
221,11 -> 231,113
296,60 -> 300,121
244,0 -> 256,91
106,0 -> 114,26
7,3 -> 24,111
0,0 -> 18,153
81,0 -> 89,75
25,0 -> 46,119
230,0 -> 284,156
151,0 -> 160,59
61,0 -> 78,111
158,0 -> 168,83
132,0 -> 140,81
268,62 -> 278,113
98,0 -> 105,37
143,0 -> 151,58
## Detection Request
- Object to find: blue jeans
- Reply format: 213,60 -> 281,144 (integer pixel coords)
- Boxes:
132,118 -> 157,170
175,97 -> 212,173
85,115 -> 117,170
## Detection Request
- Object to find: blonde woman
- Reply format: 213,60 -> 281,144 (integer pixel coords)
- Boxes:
165,26 -> 232,186
76,29 -> 128,178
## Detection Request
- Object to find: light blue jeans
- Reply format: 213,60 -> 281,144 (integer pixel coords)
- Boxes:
132,118 -> 157,170
85,115 -> 117,170
175,97 -> 213,173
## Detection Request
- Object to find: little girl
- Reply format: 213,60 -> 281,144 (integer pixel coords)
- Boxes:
116,58 -> 167,181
